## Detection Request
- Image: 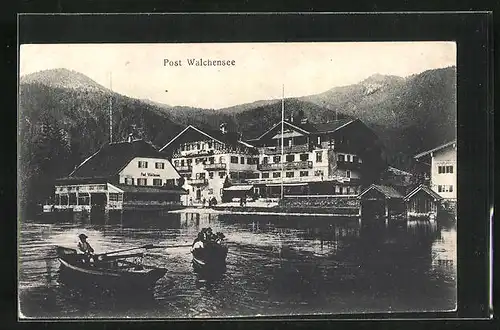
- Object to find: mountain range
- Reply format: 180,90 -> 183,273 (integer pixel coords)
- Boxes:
18,67 -> 456,212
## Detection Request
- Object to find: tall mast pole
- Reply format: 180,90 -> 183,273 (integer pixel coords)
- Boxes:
281,84 -> 285,201
109,72 -> 113,143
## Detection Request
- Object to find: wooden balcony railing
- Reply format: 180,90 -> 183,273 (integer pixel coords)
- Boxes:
187,178 -> 208,185
176,165 -> 192,172
260,144 -> 310,155
203,162 -> 227,170
258,160 -> 313,171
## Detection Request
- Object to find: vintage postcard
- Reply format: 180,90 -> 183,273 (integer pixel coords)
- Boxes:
18,41 -> 457,319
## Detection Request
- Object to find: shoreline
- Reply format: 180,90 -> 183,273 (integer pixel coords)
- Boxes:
169,207 -> 360,218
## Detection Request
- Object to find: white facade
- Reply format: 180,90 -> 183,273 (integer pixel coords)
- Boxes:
430,145 -> 457,200
119,156 -> 181,187
170,139 -> 257,205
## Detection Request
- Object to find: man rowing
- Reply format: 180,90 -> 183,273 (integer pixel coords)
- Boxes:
78,233 -> 95,265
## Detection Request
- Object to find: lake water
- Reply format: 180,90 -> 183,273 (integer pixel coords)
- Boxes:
18,211 -> 457,319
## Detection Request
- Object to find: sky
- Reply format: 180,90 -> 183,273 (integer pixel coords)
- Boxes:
19,42 -> 456,109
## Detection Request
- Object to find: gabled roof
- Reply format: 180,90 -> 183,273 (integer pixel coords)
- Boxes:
114,184 -> 188,194
403,184 -> 443,201
251,118 -> 358,142
414,140 -> 457,159
159,125 -> 254,151
387,166 -> 413,176
68,139 -> 165,179
309,119 -> 356,134
358,184 -> 404,199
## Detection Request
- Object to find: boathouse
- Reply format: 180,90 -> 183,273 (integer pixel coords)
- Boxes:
52,139 -> 187,213
404,184 -> 443,220
357,184 -> 405,219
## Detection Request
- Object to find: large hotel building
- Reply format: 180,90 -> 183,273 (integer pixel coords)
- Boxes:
160,113 -> 386,205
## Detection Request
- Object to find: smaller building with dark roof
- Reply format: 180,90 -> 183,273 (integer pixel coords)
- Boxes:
357,184 -> 406,219
50,139 -> 187,213
404,184 -> 443,220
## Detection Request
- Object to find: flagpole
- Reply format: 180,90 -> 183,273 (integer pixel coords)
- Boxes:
109,72 -> 113,143
281,84 -> 284,201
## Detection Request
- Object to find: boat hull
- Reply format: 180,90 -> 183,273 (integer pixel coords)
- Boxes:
191,244 -> 228,275
57,255 -> 166,291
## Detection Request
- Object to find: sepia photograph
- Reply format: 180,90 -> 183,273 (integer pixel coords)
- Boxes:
18,41 -> 458,319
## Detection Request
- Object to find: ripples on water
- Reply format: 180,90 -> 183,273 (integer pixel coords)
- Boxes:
18,211 -> 457,318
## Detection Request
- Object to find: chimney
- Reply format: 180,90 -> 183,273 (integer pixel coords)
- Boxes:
220,123 -> 227,135
127,133 -> 133,143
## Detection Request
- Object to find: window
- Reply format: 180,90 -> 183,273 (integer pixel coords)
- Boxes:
338,154 -> 345,162
208,142 -> 213,149
300,171 -> 308,177
208,188 -> 213,195
438,165 -> 453,174
187,159 -> 192,165
231,156 -> 238,164
153,179 -> 162,186
109,193 -> 120,202
316,152 -> 323,163
314,170 -> 324,177
317,136 -> 321,144
273,172 -> 281,178
288,139 -> 293,147
209,172 -> 214,179
346,155 -> 351,162
262,172 -> 270,179
138,161 -> 148,168
181,159 -> 185,166
346,170 -> 351,178
247,157 -> 253,164
137,178 -> 147,186
353,156 -> 358,163
219,156 -> 225,163
300,154 -> 309,161
155,162 -> 165,169
273,156 -> 281,163
262,157 -> 269,164
286,172 -> 294,178
230,172 -> 237,179
124,178 -> 134,185
197,143 -> 201,150
209,157 -> 215,164
240,157 -> 245,164
174,160 -> 179,167
335,186 -> 341,194
438,185 -> 454,193
166,179 -> 175,186
286,154 -> 295,162
219,172 -> 225,178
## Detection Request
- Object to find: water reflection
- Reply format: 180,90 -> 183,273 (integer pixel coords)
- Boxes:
19,211 -> 457,318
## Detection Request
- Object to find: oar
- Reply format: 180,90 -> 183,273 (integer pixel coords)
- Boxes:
102,243 -> 193,256
101,244 -> 157,256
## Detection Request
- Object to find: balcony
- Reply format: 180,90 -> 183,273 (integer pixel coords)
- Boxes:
176,165 -> 192,172
260,144 -> 310,155
258,160 -> 313,171
187,178 -> 208,186
203,162 -> 227,171
247,175 -> 354,185
336,160 -> 362,170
